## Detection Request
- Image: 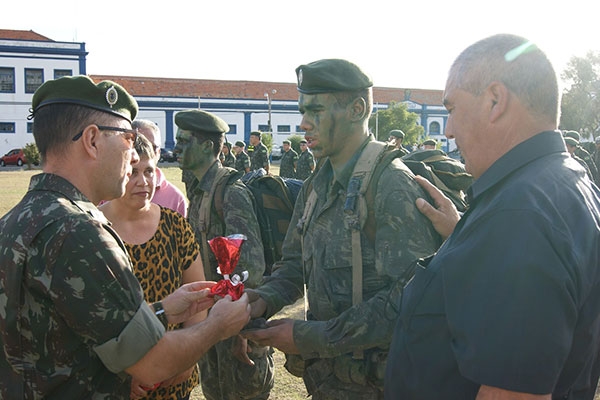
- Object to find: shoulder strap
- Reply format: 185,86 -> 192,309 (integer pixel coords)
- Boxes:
420,154 -> 448,163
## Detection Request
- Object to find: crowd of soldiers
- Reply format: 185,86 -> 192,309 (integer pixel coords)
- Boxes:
1,33 -> 600,400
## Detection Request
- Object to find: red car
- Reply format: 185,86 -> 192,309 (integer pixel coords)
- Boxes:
0,149 -> 27,167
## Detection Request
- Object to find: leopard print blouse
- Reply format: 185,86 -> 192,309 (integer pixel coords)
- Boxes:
125,207 -> 200,400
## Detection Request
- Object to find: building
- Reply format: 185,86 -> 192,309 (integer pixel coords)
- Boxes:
0,29 -> 451,157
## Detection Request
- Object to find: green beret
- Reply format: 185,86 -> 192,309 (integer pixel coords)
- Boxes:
564,137 -> 579,147
389,129 -> 405,139
175,110 -> 229,134
235,141 -> 245,147
423,139 -> 437,146
224,142 -> 232,150
563,130 -> 581,142
32,75 -> 138,122
282,140 -> 291,145
250,131 -> 262,138
296,59 -> 373,94
299,139 -> 307,144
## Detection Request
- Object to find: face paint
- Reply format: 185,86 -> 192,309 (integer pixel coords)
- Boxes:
174,128 -> 209,171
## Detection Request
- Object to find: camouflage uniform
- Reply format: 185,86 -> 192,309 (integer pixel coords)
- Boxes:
222,152 -> 236,168
296,149 -> 316,180
186,161 -> 274,400
0,173 -> 164,399
235,151 -> 251,173
250,142 -> 270,171
279,148 -> 299,178
254,137 -> 441,399
575,146 -> 599,183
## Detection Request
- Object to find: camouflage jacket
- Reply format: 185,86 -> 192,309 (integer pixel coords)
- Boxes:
575,146 -> 599,183
0,173 -> 164,399
296,149 -> 315,180
250,142 -> 269,171
279,148 -> 298,179
186,162 -> 266,288
254,136 -> 441,360
234,151 -> 250,173
222,152 -> 236,169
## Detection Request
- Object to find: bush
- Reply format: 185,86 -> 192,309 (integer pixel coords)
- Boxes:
288,134 -> 304,154
261,132 -> 273,154
23,142 -> 40,169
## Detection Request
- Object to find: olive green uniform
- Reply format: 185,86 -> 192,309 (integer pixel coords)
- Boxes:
279,148 -> 299,178
250,142 -> 270,171
296,149 -> 315,180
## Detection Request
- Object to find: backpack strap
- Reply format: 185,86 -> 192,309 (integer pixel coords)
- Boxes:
344,140 -> 389,359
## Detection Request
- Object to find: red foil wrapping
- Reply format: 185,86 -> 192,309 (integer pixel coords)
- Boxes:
208,234 -> 247,301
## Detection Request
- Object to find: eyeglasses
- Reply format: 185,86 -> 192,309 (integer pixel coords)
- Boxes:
72,125 -> 139,148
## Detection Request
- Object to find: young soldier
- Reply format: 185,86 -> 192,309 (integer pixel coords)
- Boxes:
249,131 -> 270,173
233,140 -> 251,173
295,139 -> 315,180
279,139 -> 298,178
221,142 -> 236,168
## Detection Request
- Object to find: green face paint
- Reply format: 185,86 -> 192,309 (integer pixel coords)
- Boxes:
174,128 -> 209,171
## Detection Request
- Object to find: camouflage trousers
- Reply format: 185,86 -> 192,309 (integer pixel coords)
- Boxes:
303,357 -> 384,400
198,336 -> 274,400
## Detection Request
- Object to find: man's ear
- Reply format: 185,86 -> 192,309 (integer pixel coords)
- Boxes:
486,82 -> 509,123
80,125 -> 100,160
350,97 -> 367,122
201,139 -> 214,155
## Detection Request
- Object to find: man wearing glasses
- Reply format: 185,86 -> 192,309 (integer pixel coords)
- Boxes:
0,76 -> 251,399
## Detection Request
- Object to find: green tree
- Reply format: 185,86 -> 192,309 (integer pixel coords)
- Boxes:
368,101 -> 425,144
288,134 -> 304,154
22,142 -> 40,169
261,132 -> 273,153
559,51 -> 600,139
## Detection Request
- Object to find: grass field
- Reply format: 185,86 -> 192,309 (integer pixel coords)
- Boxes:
0,164 -> 309,400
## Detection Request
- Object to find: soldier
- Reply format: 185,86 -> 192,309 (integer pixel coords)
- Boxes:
565,136 -> 593,177
233,140 -> 251,173
175,110 -> 274,400
132,119 -> 188,216
295,139 -> 315,180
221,142 -> 236,168
279,139 -> 298,178
242,59 -> 440,399
388,129 -> 409,155
0,76 -> 251,399
249,131 -> 270,172
422,138 -> 437,150
563,130 -> 599,182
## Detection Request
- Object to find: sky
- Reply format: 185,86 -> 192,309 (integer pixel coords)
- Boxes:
4,0 -> 599,91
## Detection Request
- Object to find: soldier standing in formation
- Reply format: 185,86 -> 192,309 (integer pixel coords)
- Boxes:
233,140 -> 251,174
249,131 -> 270,173
221,142 -> 236,168
243,59 -> 440,399
563,130 -> 599,183
388,129 -> 409,156
295,139 -> 315,180
279,139 -> 298,178
175,110 -> 274,400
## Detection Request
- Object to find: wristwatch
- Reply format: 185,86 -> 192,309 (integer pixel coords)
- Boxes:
153,301 -> 169,328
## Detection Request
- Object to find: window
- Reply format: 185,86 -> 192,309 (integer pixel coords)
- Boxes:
27,122 -> 33,133
54,69 -> 72,79
228,124 -> 237,134
295,125 -> 304,133
277,125 -> 290,133
258,124 -> 269,132
25,69 -> 44,93
429,121 -> 441,135
0,122 -> 15,133
0,67 -> 15,92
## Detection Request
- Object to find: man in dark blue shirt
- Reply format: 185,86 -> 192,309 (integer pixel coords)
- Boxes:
385,34 -> 600,400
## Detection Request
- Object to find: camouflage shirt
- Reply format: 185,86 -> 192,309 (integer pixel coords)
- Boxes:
255,136 -> 441,360
222,152 -> 236,169
296,149 -> 315,180
279,148 -> 298,179
0,173 -> 164,399
234,151 -> 250,173
575,146 -> 599,183
250,142 -> 269,171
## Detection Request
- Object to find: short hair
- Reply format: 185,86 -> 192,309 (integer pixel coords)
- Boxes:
32,104 -> 116,159
190,131 -> 225,157
449,34 -> 559,122
250,131 -> 262,138
132,119 -> 161,142
332,88 -> 373,122
134,134 -> 156,160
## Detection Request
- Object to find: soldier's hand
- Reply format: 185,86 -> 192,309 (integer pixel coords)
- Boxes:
414,175 -> 460,240
130,378 -> 149,399
162,281 -> 216,325
242,318 -> 299,354
208,293 -> 251,341
232,335 -> 255,366
245,289 -> 268,318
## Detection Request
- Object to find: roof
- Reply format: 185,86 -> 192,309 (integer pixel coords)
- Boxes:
89,74 -> 443,106
0,29 -> 53,41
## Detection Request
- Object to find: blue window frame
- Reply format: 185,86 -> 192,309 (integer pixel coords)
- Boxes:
54,69 -> 72,79
258,124 -> 269,132
25,68 -> 44,93
0,122 -> 15,133
0,67 -> 15,93
429,121 -> 441,135
277,125 -> 291,133
296,125 -> 304,133
228,124 -> 237,134
27,122 -> 33,133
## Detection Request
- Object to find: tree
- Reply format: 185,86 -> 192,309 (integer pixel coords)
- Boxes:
261,132 -> 274,153
559,51 -> 600,139
368,101 -> 425,144
288,134 -> 304,154
22,142 -> 40,169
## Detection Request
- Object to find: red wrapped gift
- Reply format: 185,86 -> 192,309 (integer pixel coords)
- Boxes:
208,234 -> 248,301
